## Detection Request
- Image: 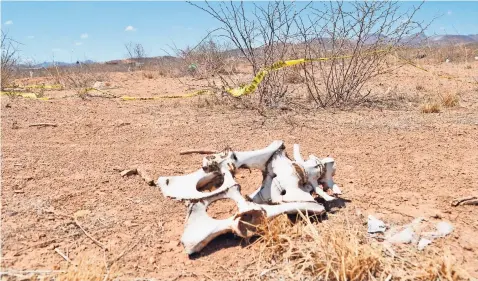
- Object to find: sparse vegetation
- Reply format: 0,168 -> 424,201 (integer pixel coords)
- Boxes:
254,211 -> 468,281
441,92 -> 460,107
1,31 -> 20,90
421,101 -> 441,113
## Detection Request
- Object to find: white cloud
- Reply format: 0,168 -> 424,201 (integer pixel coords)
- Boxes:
4,20 -> 13,25
447,10 -> 452,15
74,42 -> 83,46
27,35 -> 35,39
80,33 -> 88,39
124,25 -> 136,32
52,48 -> 62,52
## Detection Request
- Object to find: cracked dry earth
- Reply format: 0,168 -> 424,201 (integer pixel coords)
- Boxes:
1,68 -> 478,280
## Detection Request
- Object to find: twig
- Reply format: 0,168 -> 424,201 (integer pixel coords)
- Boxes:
180,149 -> 217,155
451,196 -> 477,206
54,248 -> 75,266
74,218 -> 107,250
107,236 -> 143,268
29,123 -> 58,127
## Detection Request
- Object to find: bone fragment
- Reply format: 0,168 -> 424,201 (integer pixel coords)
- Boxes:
181,185 -> 324,254
158,168 -> 236,200
368,215 -> 387,233
417,238 -> 433,250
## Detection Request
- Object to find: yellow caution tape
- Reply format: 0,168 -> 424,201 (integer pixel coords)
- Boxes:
0,91 -> 50,100
5,84 -> 63,90
121,89 -> 211,101
3,49 -> 475,102
226,49 -> 391,97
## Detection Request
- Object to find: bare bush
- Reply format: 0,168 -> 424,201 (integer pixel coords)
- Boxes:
1,31 -> 20,90
189,0 -> 309,107
175,38 -> 232,77
125,42 -> 146,60
295,1 -> 428,107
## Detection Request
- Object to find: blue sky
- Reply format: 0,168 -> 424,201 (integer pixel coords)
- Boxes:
1,1 -> 477,63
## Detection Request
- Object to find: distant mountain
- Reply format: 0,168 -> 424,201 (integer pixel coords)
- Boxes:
427,34 -> 478,45
29,60 -> 95,68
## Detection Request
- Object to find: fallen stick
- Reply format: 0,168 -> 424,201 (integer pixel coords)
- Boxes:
54,248 -> 75,266
29,123 -> 58,127
461,199 -> 478,206
74,218 -> 107,250
451,196 -> 477,207
179,149 -> 217,155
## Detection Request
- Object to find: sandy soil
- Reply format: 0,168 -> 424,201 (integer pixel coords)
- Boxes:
1,62 -> 478,280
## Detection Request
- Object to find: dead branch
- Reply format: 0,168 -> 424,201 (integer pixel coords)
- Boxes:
74,218 -> 107,250
54,248 -> 76,266
29,123 -> 58,127
179,149 -> 218,155
452,196 -> 478,206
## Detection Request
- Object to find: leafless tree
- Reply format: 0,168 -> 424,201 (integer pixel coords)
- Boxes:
188,0 -> 310,107
295,1 -> 429,107
125,42 -> 146,60
1,31 -> 20,90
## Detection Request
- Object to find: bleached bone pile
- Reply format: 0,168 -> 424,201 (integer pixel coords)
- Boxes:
156,140 -> 342,255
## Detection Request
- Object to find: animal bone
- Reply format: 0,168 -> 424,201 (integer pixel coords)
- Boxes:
202,140 -> 285,172
157,168 -> 236,200
181,185 -> 325,254
293,144 -> 339,200
248,149 -> 316,204
158,141 -> 285,200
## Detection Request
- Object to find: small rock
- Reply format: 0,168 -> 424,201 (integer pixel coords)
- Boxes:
148,257 -> 155,264
120,169 -> 137,177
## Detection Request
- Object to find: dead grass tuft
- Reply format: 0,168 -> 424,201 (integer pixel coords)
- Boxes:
252,211 -> 469,281
440,92 -> 459,108
415,84 -> 425,91
420,102 -> 441,113
142,71 -> 155,79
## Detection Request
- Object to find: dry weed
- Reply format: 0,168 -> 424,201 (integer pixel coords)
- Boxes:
440,92 -> 459,108
142,71 -> 154,79
416,84 -> 425,91
421,102 -> 441,113
253,211 -> 469,281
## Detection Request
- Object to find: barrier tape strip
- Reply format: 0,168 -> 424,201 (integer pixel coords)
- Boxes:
2,49 -> 476,101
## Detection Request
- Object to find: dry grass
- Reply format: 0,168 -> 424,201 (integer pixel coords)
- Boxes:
142,71 -> 155,79
252,211 -> 469,281
421,102 -> 441,113
440,92 -> 460,107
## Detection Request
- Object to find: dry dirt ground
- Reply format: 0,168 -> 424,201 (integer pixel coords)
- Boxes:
1,62 -> 478,280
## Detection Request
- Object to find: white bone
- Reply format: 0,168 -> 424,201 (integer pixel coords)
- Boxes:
157,167 -> 237,200
261,202 -> 325,218
249,150 -> 315,204
300,155 -> 336,201
202,140 -> 284,172
367,215 -> 387,233
293,144 -> 304,163
235,140 -> 284,170
318,157 -> 342,195
181,185 -> 325,254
